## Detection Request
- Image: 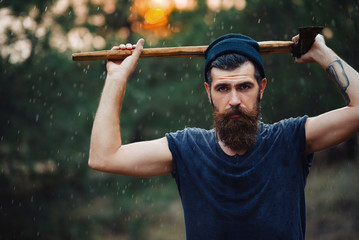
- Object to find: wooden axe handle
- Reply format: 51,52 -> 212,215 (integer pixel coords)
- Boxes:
72,41 -> 294,61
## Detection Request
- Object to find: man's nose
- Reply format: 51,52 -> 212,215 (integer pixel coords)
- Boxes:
229,91 -> 241,106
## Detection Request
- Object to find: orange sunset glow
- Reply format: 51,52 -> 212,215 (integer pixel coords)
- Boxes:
129,0 -> 197,38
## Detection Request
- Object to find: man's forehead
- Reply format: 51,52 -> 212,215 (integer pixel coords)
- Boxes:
210,62 -> 256,82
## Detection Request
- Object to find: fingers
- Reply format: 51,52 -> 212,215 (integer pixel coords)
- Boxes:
292,34 -> 299,43
121,43 -> 137,50
131,39 -> 144,59
111,43 -> 137,50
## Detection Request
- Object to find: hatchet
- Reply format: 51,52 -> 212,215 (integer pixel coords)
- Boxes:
72,26 -> 323,61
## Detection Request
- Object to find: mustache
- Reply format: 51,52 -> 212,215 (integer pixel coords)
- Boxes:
226,105 -> 248,116
213,105 -> 258,120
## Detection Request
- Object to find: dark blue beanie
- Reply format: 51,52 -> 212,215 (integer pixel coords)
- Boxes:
204,33 -> 265,82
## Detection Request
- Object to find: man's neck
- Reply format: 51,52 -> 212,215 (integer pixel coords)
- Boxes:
218,139 -> 247,156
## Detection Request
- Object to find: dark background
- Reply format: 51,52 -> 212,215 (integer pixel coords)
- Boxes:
1,0 -> 358,239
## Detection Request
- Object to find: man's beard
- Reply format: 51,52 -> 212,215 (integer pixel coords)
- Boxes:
213,100 -> 261,152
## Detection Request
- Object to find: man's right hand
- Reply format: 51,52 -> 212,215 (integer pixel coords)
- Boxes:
106,38 -> 145,81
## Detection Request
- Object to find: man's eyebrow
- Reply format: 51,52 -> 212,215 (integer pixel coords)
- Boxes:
213,83 -> 230,89
214,83 -> 229,87
214,81 -> 254,88
238,81 -> 255,86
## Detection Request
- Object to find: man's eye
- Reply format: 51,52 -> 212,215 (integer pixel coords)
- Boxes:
240,84 -> 250,90
218,87 -> 228,92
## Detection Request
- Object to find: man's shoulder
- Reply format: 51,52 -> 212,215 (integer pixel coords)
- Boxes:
259,116 -> 309,140
166,127 -> 216,158
167,127 -> 215,140
261,116 -> 308,131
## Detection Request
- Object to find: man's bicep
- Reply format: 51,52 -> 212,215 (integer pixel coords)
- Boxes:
91,137 -> 173,177
305,107 -> 359,154
119,137 -> 173,177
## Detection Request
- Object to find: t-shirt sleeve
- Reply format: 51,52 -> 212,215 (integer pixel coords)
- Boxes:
279,116 -> 314,171
165,129 -> 186,180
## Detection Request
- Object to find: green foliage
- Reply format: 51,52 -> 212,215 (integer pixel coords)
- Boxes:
1,0 -> 358,239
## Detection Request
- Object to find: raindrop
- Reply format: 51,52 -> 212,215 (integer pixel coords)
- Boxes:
331,19 -> 336,26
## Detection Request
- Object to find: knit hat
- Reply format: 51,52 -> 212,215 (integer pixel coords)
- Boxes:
204,33 -> 265,82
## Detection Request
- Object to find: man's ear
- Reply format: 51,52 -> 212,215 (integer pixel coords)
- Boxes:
259,78 -> 267,100
204,82 -> 211,102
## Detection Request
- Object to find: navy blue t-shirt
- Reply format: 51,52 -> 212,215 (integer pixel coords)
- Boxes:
166,116 -> 313,240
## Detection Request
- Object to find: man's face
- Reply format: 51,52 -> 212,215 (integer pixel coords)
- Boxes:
204,62 -> 267,152
205,62 -> 266,114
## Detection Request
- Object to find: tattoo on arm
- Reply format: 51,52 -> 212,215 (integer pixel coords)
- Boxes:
326,59 -> 350,105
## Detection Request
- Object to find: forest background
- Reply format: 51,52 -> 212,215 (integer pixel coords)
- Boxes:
1,0 -> 359,239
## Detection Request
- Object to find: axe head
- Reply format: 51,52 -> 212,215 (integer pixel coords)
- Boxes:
292,26 -> 323,58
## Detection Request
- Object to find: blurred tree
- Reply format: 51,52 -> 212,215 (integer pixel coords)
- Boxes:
0,0 -> 358,239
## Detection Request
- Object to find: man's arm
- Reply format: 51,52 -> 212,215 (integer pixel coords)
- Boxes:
293,35 -> 359,154
88,39 -> 173,177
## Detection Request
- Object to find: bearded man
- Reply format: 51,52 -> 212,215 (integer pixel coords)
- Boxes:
88,33 -> 359,239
